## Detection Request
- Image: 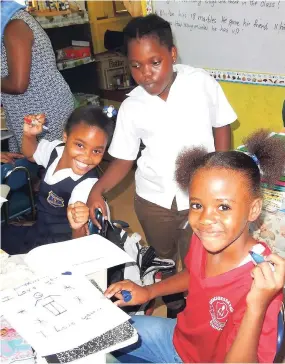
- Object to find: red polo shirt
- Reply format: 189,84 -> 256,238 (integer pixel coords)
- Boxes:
173,234 -> 283,363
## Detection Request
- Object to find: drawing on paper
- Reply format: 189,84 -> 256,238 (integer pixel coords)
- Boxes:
74,296 -> 83,304
34,293 -> 66,316
17,310 -> 27,315
0,275 -> 131,357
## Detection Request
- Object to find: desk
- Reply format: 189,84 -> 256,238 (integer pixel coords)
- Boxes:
0,184 -> 10,208
1,130 -> 13,141
1,257 -> 108,364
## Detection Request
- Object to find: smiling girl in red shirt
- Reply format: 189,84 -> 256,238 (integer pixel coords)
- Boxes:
105,129 -> 285,363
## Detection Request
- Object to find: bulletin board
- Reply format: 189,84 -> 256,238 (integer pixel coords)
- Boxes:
145,0 -> 285,87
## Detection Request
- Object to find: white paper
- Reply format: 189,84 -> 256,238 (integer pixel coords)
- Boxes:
25,234 -> 135,276
0,274 -> 130,356
0,196 -> 8,208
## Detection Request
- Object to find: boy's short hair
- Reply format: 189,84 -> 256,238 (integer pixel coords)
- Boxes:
123,14 -> 174,55
64,105 -> 114,144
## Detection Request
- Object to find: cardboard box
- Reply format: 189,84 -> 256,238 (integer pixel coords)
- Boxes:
95,52 -> 131,90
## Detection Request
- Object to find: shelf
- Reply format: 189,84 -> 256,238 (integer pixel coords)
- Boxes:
73,93 -> 100,108
57,56 -> 95,71
1,130 -> 13,141
99,88 -> 134,103
32,10 -> 89,29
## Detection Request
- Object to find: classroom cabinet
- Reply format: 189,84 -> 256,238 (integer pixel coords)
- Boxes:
87,1 -> 131,54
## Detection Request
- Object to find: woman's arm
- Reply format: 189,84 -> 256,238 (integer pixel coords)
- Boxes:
213,125 -> 231,151
1,19 -> 33,94
0,152 -> 23,164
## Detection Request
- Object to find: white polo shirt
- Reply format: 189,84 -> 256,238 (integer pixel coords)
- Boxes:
33,139 -> 98,205
108,64 -> 237,211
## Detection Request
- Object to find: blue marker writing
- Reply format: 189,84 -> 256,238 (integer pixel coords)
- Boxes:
249,251 -> 274,271
121,290 -> 132,302
62,271 -> 72,275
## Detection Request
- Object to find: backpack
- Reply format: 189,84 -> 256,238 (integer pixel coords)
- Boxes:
87,206 -> 175,314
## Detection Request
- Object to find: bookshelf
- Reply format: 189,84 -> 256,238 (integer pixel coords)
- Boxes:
28,2 -> 100,105
32,10 -> 89,29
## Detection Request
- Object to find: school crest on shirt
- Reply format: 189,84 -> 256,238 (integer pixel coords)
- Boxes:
209,296 -> 234,331
47,191 -> 64,208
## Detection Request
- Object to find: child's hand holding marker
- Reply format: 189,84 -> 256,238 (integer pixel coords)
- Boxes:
104,280 -> 151,307
249,251 -> 275,271
23,114 -> 48,135
247,252 -> 285,312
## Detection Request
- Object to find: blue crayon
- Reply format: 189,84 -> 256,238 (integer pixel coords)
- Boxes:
121,290 -> 132,302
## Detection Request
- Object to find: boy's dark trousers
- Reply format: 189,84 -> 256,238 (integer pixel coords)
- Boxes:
134,194 -> 192,318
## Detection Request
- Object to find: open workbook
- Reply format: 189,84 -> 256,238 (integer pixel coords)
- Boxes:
0,235 -> 138,363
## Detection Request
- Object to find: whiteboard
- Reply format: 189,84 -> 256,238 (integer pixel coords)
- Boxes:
153,0 -> 285,75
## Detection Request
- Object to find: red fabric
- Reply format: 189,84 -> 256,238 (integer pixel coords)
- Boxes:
173,234 -> 283,363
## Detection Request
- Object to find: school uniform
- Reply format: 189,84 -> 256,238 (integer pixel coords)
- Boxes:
108,64 -> 237,314
115,236 -> 282,363
173,235 -> 282,363
1,140 -> 98,254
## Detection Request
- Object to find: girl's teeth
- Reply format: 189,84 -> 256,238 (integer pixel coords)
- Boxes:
76,161 -> 88,168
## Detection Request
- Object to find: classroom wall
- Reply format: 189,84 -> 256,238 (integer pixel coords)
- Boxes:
220,82 -> 284,148
141,1 -> 284,148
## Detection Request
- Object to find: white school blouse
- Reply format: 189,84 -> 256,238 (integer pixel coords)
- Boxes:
108,64 -> 237,211
33,139 -> 98,205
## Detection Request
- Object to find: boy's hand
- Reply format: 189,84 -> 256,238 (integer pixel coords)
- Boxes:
23,114 -> 46,136
247,254 -> 285,313
104,280 -> 151,307
87,188 -> 107,229
67,201 -> 90,231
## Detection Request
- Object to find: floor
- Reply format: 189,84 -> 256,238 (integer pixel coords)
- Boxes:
104,164 -> 167,318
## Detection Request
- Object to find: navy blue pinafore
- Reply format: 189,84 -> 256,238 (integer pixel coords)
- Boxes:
1,144 -> 98,254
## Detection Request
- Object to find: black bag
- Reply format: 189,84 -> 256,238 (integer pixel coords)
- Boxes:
88,209 -> 129,285
88,208 -> 176,314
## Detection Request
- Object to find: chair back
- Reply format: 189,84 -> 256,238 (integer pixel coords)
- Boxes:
1,158 -> 38,223
1,163 -> 13,183
1,159 -> 38,190
277,303 -> 285,354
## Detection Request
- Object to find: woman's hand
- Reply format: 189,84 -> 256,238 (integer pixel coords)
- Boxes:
1,152 -> 23,164
23,114 -> 46,136
247,254 -> 285,313
67,201 -> 90,231
104,280 -> 151,307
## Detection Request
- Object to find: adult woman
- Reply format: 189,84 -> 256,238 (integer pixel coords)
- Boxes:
1,0 -> 74,152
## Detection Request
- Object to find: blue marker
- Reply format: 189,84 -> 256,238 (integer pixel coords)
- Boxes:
62,271 -> 72,275
249,251 -> 274,271
121,290 -> 132,302
249,251 -> 266,264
